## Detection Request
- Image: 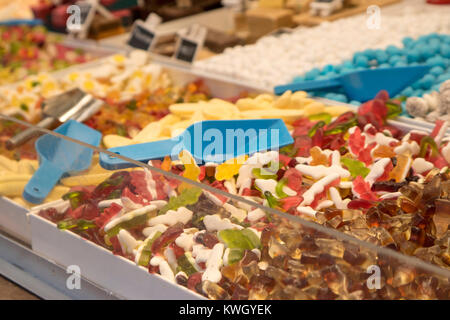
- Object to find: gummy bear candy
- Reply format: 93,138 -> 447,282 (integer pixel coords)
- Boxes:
310,146 -> 329,166
372,145 -> 395,159
340,157 -> 370,178
215,155 -> 247,181
389,154 -> 412,183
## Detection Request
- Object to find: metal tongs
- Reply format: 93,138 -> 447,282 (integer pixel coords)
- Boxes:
6,88 -> 103,149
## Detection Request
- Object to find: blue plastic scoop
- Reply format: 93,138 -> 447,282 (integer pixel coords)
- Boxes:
23,120 -> 102,204
100,119 -> 293,170
274,65 -> 431,102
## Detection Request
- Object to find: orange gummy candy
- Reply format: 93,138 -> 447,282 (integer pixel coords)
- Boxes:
372,145 -> 395,159
389,154 -> 412,183
310,146 -> 329,166
161,156 -> 172,171
178,150 -> 201,192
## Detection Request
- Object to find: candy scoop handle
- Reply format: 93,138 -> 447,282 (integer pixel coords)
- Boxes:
274,78 -> 341,95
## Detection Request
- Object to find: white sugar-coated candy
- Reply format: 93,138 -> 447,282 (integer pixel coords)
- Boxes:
195,0 -> 450,89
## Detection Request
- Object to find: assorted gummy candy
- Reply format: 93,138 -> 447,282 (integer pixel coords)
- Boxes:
0,25 -> 94,85
36,91 -> 450,300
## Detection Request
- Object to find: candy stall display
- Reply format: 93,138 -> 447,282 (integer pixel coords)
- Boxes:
194,2 -> 450,90
0,25 -> 97,86
26,90 -> 450,299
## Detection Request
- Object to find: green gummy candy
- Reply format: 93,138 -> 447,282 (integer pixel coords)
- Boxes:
218,228 -> 261,250
138,231 -> 162,267
341,157 -> 370,178
159,187 -> 202,215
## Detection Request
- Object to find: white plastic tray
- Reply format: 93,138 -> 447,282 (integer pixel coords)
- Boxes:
28,212 -> 204,300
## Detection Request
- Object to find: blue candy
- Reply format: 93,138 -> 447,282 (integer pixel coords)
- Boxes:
441,44 -> 450,58
402,37 -> 414,48
325,71 -> 338,78
418,46 -> 434,60
407,50 -> 420,63
305,68 -> 320,80
363,49 -> 376,60
394,60 -> 407,67
388,55 -> 402,65
426,56 -> 446,68
349,100 -> 361,106
386,45 -> 401,56
419,74 -> 435,90
324,92 -> 336,100
437,73 -> 450,82
411,81 -> 422,90
321,64 -> 335,74
332,94 -> 348,103
413,89 -> 423,97
342,60 -> 353,68
354,55 -> 369,68
401,87 -> 414,96
431,84 -> 441,91
430,66 -> 445,76
375,51 -> 389,64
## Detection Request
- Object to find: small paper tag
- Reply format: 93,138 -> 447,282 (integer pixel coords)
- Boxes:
173,24 -> 207,63
127,20 -> 158,51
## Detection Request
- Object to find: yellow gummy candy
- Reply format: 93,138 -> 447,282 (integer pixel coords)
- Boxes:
178,150 -> 201,191
215,155 -> 247,181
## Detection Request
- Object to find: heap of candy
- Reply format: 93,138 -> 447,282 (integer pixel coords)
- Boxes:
36,91 -> 450,299
0,25 -> 93,86
194,3 -> 450,89
0,51 -> 211,160
0,53 -> 211,207
292,33 -> 450,105
103,90 -> 350,149
406,80 -> 450,122
0,51 -> 207,123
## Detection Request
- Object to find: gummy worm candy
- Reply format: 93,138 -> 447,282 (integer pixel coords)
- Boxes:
308,121 -> 326,137
419,136 -> 439,158
308,113 -> 332,124
275,178 -> 289,198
